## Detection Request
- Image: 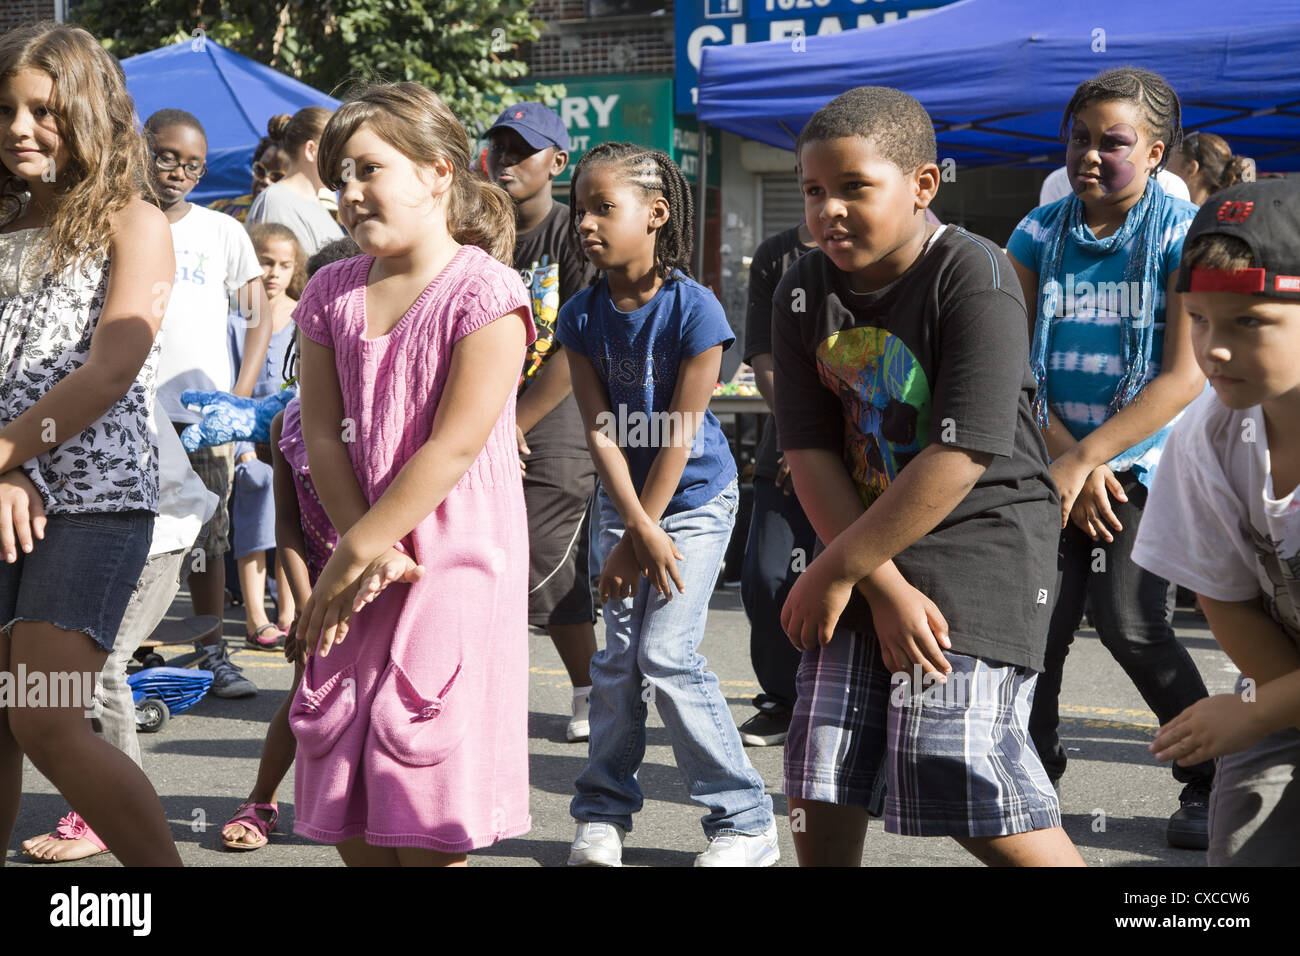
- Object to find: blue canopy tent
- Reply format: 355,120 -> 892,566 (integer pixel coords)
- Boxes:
121,40 -> 341,203
697,0 -> 1300,171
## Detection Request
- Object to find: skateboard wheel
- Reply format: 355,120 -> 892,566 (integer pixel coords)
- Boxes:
137,698 -> 171,733
141,653 -> 166,669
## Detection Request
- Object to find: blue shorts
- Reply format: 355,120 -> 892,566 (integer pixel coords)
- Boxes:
0,510 -> 154,653
784,629 -> 1061,838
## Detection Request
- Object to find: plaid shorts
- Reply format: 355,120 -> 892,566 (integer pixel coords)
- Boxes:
784,629 -> 1061,838
174,424 -> 234,563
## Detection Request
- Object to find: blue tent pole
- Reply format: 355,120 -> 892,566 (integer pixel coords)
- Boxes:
696,120 -> 707,281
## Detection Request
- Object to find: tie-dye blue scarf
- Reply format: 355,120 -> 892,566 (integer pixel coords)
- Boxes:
1029,177 -> 1168,428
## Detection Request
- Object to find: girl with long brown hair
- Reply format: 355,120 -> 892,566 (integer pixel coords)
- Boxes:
0,21 -> 181,866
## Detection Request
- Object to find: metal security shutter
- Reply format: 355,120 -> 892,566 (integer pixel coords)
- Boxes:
760,173 -> 804,241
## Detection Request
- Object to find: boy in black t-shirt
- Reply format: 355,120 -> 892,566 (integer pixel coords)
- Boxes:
773,87 -> 1083,865
486,103 -> 600,742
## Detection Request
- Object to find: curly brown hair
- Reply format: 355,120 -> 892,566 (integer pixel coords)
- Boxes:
0,22 -> 151,276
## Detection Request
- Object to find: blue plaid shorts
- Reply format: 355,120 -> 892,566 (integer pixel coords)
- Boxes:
784,629 -> 1061,838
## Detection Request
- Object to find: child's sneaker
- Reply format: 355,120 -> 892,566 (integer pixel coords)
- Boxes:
694,823 -> 780,867
204,640 -> 258,699
737,700 -> 791,747
567,821 -> 624,866
566,686 -> 591,742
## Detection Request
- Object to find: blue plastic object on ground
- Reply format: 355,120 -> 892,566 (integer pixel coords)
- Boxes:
129,667 -> 214,733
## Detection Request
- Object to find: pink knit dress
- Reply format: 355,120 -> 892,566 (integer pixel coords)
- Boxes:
289,245 -> 535,852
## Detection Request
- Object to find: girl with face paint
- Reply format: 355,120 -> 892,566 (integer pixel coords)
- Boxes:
1005,68 -> 1218,851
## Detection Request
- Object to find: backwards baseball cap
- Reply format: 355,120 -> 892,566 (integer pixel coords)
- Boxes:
486,102 -> 569,153
1176,178 -> 1300,299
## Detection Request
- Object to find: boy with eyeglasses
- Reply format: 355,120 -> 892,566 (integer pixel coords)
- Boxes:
143,109 -> 271,699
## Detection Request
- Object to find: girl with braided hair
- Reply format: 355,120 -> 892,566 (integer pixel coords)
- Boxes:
1006,67 -> 1216,849
557,143 -> 778,866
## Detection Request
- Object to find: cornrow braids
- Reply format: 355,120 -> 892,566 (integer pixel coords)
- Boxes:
1060,67 -> 1182,172
569,142 -> 695,280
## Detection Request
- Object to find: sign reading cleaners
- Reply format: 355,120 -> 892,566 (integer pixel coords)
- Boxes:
675,0 -> 961,113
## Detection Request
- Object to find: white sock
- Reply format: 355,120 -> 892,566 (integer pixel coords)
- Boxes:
573,685 -> 592,698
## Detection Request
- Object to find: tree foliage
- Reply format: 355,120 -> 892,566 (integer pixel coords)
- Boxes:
72,0 -> 564,132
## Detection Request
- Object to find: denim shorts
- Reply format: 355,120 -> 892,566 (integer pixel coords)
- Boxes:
0,510 -> 154,653
784,629 -> 1061,838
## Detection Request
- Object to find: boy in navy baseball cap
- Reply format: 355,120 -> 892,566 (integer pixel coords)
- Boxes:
485,102 -> 602,743
1133,178 -> 1300,866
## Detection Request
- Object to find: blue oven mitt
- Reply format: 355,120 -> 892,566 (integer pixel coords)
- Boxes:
179,387 -> 298,451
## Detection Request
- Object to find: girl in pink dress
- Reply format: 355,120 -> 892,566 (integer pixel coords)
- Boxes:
289,82 -> 534,867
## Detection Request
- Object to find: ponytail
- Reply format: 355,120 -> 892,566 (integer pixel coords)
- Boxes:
447,175 -> 516,266
1177,131 -> 1254,197
266,113 -> 292,143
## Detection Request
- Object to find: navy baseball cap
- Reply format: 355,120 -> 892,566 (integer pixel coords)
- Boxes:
1176,179 -> 1300,300
487,102 -> 569,153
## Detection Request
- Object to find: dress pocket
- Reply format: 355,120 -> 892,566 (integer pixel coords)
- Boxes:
288,661 -> 358,759
368,658 -> 467,767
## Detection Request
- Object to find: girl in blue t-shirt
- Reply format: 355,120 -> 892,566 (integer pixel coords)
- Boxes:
1006,68 -> 1214,842
556,143 -> 776,867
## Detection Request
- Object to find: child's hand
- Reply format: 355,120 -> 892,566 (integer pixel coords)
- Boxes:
299,545 -> 424,658
599,536 -> 643,604
780,555 -> 856,651
626,521 -> 685,600
351,548 -> 426,614
0,469 -> 46,563
862,576 -> 953,681
1049,450 -> 1095,530
1068,464 -> 1127,542
283,617 -> 306,666
1150,693 -> 1268,766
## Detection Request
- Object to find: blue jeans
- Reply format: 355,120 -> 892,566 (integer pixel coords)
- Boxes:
572,478 -> 774,838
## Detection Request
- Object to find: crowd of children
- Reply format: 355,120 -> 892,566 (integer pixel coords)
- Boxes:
0,21 -> 1295,869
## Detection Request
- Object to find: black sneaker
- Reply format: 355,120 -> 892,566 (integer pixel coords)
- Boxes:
737,707 -> 791,747
1167,781 -> 1211,850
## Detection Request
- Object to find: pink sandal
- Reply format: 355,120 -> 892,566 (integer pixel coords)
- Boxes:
246,623 -> 285,650
222,801 -> 278,851
23,811 -> 108,862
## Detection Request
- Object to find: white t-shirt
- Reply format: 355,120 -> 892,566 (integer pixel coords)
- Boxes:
155,205 -> 264,424
1038,166 -> 1192,206
149,399 -> 218,557
1132,390 -> 1300,646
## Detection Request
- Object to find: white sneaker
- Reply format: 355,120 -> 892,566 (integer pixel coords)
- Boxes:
694,823 -> 780,867
566,687 -> 591,742
567,821 -> 625,867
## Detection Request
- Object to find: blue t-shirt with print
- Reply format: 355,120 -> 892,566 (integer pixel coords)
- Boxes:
1007,194 -> 1198,487
556,271 -> 737,516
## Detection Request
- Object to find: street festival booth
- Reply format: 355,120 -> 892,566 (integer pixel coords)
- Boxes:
695,0 -> 1300,170
694,0 -> 1300,422
121,39 -> 342,204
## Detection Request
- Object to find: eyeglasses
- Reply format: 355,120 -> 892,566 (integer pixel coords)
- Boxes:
153,152 -> 206,181
253,161 -> 286,183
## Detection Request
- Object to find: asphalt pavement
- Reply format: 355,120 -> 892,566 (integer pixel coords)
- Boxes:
8,586 -> 1234,867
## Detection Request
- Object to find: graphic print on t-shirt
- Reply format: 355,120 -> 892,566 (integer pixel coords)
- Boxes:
519,256 -> 560,388
816,327 -> 932,508
1248,525 -> 1300,643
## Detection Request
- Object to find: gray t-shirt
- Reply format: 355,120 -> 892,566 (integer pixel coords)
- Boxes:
246,183 -> 345,256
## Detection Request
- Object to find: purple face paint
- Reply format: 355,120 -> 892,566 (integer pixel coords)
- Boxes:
1096,123 -> 1138,194
1066,119 -> 1142,196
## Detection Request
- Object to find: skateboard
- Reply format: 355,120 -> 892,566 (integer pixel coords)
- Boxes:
130,615 -> 221,670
